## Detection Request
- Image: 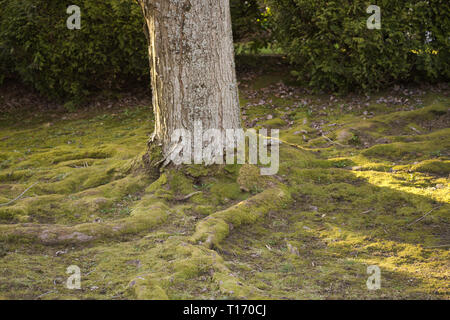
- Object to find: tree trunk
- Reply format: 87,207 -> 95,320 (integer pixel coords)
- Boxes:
139,0 -> 241,164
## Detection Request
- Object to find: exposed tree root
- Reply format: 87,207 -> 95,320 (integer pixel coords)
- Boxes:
127,164 -> 293,299
191,187 -> 291,249
128,184 -> 292,299
0,199 -> 169,245
129,237 -> 267,299
141,141 -> 164,179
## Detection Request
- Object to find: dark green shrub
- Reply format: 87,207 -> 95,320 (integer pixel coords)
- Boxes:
0,0 -> 275,101
231,0 -> 273,53
0,0 -> 148,100
409,1 -> 450,81
268,0 -> 449,92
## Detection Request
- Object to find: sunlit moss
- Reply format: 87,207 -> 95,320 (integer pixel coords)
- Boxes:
0,82 -> 448,300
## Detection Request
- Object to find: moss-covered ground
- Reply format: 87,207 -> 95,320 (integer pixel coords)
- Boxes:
0,64 -> 448,299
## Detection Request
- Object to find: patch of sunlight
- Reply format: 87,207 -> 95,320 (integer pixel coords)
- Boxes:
353,171 -> 449,203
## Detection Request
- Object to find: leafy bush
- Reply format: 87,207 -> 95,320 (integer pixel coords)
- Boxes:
0,0 -> 148,100
268,0 -> 449,92
231,0 -> 273,53
0,0 -> 275,101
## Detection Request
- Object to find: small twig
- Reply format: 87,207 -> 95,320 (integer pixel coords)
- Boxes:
409,126 -> 421,134
424,244 -> 450,249
406,206 -> 441,227
321,134 -> 347,147
36,290 -> 55,299
85,269 -> 96,276
175,191 -> 202,201
0,182 -> 38,207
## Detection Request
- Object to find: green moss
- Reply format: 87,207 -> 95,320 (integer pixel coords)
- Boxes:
363,140 -> 450,162
411,160 -> 450,175
168,170 -> 196,196
184,165 -> 213,178
0,199 -> 169,244
132,277 -> 169,300
145,173 -> 168,193
259,118 -> 287,129
0,170 -> 34,183
0,75 -> 449,300
210,182 -> 243,204
194,205 -> 215,216
377,103 -> 448,131
191,187 -> 291,248
237,164 -> 278,193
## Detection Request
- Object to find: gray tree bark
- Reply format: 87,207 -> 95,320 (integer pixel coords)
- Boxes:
138,0 -> 241,163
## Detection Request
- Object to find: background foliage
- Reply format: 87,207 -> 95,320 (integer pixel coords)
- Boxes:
0,0 -> 447,99
231,0 -> 273,54
0,0 -> 267,101
0,0 -> 149,101
268,0 -> 449,92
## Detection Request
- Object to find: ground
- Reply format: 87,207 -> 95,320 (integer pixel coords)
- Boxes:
0,58 -> 449,299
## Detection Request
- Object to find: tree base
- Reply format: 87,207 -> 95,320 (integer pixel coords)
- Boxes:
141,139 -> 164,179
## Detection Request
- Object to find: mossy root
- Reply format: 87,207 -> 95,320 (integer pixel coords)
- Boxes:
0,201 -> 169,245
190,187 -> 292,249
